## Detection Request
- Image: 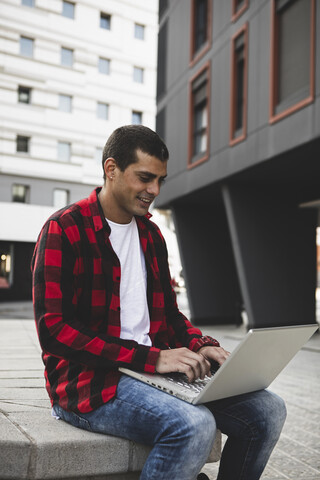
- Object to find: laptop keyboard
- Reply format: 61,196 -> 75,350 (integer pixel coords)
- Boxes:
164,365 -> 219,394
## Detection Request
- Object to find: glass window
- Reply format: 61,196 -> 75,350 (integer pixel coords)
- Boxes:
98,57 -> 110,75
12,184 -> 29,203
100,12 -> 111,30
230,26 -> 248,144
22,0 -> 34,6
133,67 -> 144,83
57,141 -> 71,161
62,1 -> 75,18
53,189 -> 69,208
189,66 -> 209,166
132,111 -> 142,124
20,36 -> 34,57
274,0 -> 312,115
61,47 -> 73,67
16,135 -> 30,153
0,246 -> 13,289
18,86 -> 31,104
59,94 -> 72,112
97,102 -> 109,120
134,23 -> 145,40
193,0 -> 208,54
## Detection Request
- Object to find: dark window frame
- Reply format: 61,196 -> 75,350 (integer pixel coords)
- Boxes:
190,0 -> 212,66
62,1 -> 75,19
12,184 -> 30,203
270,0 -> 315,124
232,0 -> 249,22
18,86 -> 32,104
100,12 -> 111,30
188,62 -> 211,169
230,23 -> 248,146
16,135 -> 30,153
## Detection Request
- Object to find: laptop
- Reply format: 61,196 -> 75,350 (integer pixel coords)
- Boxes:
119,324 -> 318,404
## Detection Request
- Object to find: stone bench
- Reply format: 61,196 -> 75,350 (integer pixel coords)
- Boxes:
1,409 -> 221,479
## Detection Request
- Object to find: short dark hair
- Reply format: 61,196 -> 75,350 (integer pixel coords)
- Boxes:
102,125 -> 169,179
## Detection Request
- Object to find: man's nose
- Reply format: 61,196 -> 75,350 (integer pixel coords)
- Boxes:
146,180 -> 160,197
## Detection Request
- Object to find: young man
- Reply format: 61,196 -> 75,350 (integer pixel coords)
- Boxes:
32,125 -> 286,480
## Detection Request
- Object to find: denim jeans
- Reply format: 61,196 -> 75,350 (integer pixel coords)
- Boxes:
53,375 -> 286,480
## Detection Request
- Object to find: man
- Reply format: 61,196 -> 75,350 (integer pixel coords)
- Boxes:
32,125 -> 286,480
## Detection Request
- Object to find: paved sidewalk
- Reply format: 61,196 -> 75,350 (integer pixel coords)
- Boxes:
0,303 -> 319,479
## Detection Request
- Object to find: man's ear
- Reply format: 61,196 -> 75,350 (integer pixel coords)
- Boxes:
103,157 -> 117,181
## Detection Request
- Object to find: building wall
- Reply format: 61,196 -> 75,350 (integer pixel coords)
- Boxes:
156,0 -> 320,328
0,0 -> 158,300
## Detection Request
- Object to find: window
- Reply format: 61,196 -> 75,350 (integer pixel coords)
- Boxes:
0,246 -> 13,289
97,102 -> 109,120
12,184 -> 29,203
53,189 -> 69,208
133,67 -> 144,83
62,1 -> 75,19
16,135 -> 30,153
57,141 -> 71,161
230,24 -> 248,145
98,57 -> 110,75
132,111 -> 142,124
20,36 -> 34,57
188,64 -> 210,168
232,0 -> 249,21
95,147 -> 103,165
100,12 -> 111,30
270,0 -> 315,123
157,20 -> 167,99
18,86 -> 31,104
22,0 -> 34,7
134,23 -> 145,40
59,94 -> 72,112
61,47 -> 73,67
190,0 -> 211,63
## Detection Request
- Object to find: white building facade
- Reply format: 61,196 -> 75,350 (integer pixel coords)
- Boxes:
0,0 -> 158,300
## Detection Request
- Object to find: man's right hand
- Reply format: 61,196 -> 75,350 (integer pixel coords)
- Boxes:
155,348 -> 211,382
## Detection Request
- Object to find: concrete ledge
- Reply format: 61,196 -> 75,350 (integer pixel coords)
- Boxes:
1,409 -> 221,479
0,320 -> 221,479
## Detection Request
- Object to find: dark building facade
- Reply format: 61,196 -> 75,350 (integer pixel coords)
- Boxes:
155,0 -> 320,328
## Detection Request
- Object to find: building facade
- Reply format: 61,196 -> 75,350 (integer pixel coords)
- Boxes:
0,0 -> 158,300
155,0 -> 320,328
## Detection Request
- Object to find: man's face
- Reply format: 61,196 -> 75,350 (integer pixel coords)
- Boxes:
109,149 -> 167,223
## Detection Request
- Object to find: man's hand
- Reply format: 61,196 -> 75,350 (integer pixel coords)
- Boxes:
155,347 -> 212,382
198,346 -> 230,367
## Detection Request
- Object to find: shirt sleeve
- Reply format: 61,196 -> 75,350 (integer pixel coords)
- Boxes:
32,219 -> 160,373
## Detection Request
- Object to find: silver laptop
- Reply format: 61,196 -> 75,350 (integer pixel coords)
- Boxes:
119,324 -> 318,404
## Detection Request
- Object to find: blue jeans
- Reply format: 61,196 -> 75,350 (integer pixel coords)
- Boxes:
53,375 -> 286,480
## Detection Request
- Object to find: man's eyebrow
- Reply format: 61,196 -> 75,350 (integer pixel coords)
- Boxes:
136,171 -> 167,180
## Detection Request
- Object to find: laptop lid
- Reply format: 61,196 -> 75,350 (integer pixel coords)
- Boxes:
195,324 -> 318,404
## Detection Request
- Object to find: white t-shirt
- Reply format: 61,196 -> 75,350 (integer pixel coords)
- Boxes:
107,217 -> 151,347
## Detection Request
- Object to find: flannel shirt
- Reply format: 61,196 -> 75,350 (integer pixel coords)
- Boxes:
31,188 -> 220,413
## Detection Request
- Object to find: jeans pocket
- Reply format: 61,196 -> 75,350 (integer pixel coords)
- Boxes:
53,404 -> 93,432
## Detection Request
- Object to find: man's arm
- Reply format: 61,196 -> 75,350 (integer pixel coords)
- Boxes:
32,218 -> 161,373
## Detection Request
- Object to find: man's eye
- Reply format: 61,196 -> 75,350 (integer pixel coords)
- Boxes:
139,176 -> 150,183
159,178 -> 166,185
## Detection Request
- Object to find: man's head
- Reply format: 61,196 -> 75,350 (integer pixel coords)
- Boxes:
102,125 -> 169,179
99,125 -> 169,224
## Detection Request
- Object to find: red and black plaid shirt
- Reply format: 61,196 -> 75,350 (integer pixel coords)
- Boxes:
31,188 -> 219,413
